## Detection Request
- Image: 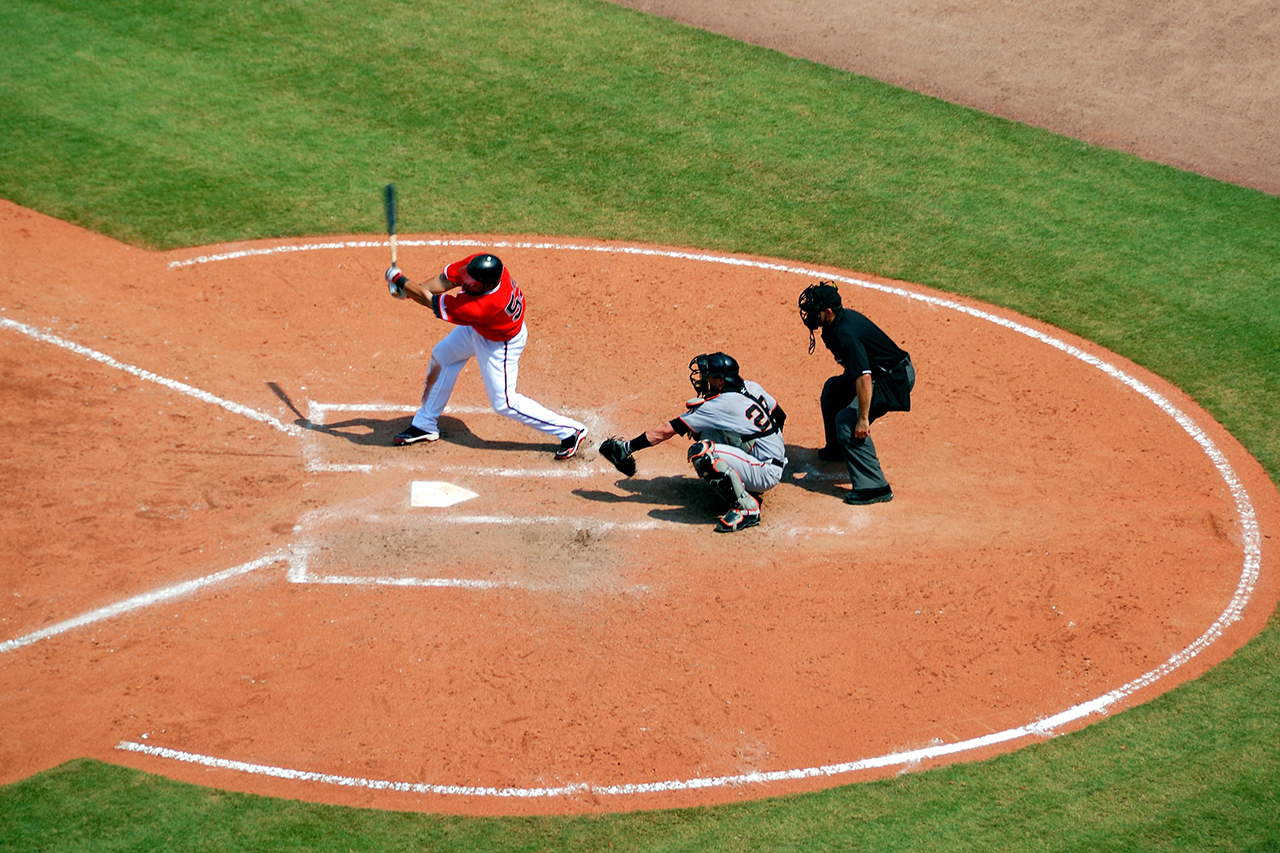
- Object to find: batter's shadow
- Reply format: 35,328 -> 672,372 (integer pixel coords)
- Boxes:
573,476 -> 727,526
266,384 -> 555,452
306,415 -> 555,453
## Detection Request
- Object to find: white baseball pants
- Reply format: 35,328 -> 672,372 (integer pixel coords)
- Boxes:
411,324 -> 584,440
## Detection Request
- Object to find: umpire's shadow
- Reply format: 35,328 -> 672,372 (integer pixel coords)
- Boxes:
573,476 -> 726,526
778,445 -> 849,498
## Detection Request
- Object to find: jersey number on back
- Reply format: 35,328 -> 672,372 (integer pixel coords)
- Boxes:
744,403 -> 770,430
505,291 -> 525,323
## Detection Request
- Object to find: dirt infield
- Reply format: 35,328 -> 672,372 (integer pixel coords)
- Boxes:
1,199 -> 1278,815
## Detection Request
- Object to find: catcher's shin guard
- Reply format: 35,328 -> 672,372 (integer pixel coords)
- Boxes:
688,441 -> 759,513
687,440 -> 717,479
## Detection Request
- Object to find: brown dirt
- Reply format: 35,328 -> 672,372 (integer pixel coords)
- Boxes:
608,0 -> 1280,196
2,199 -> 1278,814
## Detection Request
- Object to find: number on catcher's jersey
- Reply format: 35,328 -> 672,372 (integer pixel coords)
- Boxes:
743,403 -> 770,431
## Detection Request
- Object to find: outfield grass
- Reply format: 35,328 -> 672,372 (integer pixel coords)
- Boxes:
2,0 -> 1279,849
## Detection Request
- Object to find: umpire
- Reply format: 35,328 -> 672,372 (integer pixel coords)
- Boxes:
798,281 -> 915,505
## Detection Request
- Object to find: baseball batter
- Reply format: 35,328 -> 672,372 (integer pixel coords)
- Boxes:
600,353 -> 787,533
384,253 -> 587,459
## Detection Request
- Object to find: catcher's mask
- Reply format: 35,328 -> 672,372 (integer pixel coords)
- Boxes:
798,281 -> 842,352
689,352 -> 744,397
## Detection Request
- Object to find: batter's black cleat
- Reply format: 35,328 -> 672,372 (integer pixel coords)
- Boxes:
817,446 -> 842,462
393,426 -> 439,446
715,507 -> 760,533
844,485 -> 893,505
554,427 -> 588,460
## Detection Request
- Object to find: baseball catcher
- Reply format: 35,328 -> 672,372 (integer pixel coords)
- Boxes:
599,352 -> 787,533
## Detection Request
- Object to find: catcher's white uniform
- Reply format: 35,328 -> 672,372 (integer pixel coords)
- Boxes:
677,379 -> 787,496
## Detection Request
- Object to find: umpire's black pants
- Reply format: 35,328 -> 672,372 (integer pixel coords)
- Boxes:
820,357 -> 915,490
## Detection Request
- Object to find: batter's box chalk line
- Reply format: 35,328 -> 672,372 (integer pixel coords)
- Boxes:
283,503 -> 664,591
284,540 -> 514,590
2,237 -> 1262,799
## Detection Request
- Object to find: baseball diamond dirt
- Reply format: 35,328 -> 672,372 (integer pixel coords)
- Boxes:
2,200 -> 1278,815
607,0 -> 1280,197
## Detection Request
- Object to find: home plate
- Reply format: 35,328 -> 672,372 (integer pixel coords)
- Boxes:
410,481 -> 479,508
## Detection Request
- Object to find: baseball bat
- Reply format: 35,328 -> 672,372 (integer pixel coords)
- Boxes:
383,183 -> 397,265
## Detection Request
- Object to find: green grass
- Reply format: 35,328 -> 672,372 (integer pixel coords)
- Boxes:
2,0 -> 1279,849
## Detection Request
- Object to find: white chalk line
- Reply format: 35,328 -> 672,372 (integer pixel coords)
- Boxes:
363,513 -> 663,530
284,544 -> 513,590
0,552 -> 287,654
0,317 -> 303,438
283,503 -> 661,590
120,238 -> 1266,799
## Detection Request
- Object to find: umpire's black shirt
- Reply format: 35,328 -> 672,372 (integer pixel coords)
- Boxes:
821,307 -> 909,377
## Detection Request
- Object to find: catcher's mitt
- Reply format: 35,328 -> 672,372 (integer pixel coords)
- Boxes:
599,437 -> 637,477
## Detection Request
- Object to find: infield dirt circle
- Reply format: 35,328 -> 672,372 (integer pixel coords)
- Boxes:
1,200 -> 1278,815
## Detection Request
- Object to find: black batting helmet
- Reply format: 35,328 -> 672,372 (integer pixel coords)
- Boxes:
689,352 -> 744,397
466,254 -> 504,286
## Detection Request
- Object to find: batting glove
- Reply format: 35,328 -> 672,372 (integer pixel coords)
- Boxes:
385,265 -> 409,299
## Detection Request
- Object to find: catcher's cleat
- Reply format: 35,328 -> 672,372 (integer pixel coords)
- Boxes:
393,426 -> 439,446
554,427 -> 588,460
844,485 -> 893,505
715,507 -> 760,533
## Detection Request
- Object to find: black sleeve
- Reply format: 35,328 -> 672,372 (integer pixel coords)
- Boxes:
670,417 -> 693,437
771,404 -> 786,430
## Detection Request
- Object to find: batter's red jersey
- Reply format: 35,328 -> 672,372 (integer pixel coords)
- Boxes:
432,254 -> 526,342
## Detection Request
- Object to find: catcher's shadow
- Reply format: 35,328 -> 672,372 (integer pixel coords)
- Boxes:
574,475 -> 727,526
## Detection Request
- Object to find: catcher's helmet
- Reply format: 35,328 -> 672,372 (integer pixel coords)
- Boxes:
466,254 -> 504,287
689,352 -> 744,397
798,281 -> 841,330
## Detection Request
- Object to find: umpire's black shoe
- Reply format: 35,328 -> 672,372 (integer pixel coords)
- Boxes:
817,446 -> 843,462
844,485 -> 894,505
393,425 -> 439,446
554,427 -> 588,460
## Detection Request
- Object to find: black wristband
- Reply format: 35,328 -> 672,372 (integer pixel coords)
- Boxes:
393,274 -> 408,286
628,432 -> 652,452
